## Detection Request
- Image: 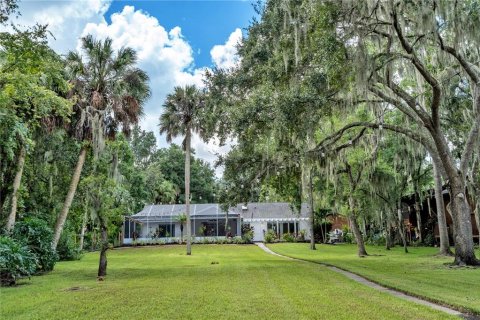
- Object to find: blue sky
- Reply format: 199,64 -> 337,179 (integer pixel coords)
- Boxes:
105,1 -> 257,68
10,0 -> 258,174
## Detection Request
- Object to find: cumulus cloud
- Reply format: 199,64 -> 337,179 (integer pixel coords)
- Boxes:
210,28 -> 242,69
8,0 -> 111,53
79,6 -> 205,144
6,3 -> 241,177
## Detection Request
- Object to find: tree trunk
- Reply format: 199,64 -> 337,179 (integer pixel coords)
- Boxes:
79,196 -> 88,251
348,196 -> 367,256
52,146 -> 87,250
97,223 -> 108,278
414,195 -> 423,243
382,212 -> 391,250
111,151 -> 119,181
185,128 -> 192,255
180,224 -> 184,243
475,208 -> 480,246
429,130 -> 477,265
5,146 -> 26,232
396,206 -> 408,253
433,162 -> 452,256
308,170 -> 316,250
450,176 -> 478,265
385,224 -> 391,250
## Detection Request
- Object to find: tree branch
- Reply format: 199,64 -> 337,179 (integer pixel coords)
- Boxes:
391,9 -> 441,129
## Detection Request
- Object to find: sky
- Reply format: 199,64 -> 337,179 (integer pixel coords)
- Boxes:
8,0 -> 258,175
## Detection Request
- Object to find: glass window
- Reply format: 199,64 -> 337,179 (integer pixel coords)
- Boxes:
155,224 -> 175,237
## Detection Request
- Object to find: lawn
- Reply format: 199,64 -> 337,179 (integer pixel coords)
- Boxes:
268,243 -> 480,315
0,245 -> 456,320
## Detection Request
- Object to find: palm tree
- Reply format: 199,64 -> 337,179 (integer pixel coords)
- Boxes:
177,213 -> 187,243
51,35 -> 150,250
159,85 -> 204,255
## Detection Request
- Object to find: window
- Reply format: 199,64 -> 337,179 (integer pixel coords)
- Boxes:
155,224 -> 175,237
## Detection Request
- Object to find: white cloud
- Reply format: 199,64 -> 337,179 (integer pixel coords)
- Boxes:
8,0 -> 111,53
5,3 -> 241,177
210,28 -> 242,69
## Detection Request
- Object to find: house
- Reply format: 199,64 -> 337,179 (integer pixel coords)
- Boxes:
402,188 -> 479,244
230,202 -> 311,242
122,202 -> 311,244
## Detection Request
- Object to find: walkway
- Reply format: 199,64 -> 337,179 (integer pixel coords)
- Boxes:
255,243 -> 477,319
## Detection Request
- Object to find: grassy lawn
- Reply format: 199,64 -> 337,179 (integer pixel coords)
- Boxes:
268,243 -> 480,315
0,245 -> 456,320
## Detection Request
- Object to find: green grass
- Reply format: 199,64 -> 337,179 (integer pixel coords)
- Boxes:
0,245 -> 456,319
268,243 -> 480,315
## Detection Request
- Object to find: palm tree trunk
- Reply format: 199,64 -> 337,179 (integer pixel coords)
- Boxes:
52,146 -> 87,249
185,128 -> 192,255
433,161 -> 452,256
348,196 -> 367,256
5,146 -> 26,232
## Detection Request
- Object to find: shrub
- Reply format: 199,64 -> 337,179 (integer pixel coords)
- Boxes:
0,236 -> 37,286
424,233 -> 435,247
57,232 -> 82,261
366,233 -> 385,246
282,233 -> 295,242
12,218 -> 58,272
343,232 -> 353,244
297,229 -> 306,241
264,230 -> 276,243
241,224 -> 255,243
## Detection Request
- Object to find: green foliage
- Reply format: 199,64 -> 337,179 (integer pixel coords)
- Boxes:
0,236 -> 37,286
282,233 -> 295,243
12,218 -> 58,272
241,224 -> 254,243
365,233 -> 386,246
423,233 -> 435,247
57,232 -> 82,261
264,230 -> 276,243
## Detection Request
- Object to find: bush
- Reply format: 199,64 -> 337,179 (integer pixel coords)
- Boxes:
424,233 -> 435,247
57,232 -> 83,261
366,233 -> 386,246
264,230 -> 276,243
12,218 -> 58,272
282,233 -> 295,242
343,232 -> 353,244
0,236 -> 37,286
241,224 -> 255,243
296,229 -> 306,241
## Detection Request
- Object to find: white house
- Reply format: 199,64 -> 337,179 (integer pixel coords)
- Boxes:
122,202 -> 311,244
229,202 -> 311,242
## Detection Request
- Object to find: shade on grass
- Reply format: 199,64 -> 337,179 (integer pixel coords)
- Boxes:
1,245 -> 456,320
268,243 -> 480,315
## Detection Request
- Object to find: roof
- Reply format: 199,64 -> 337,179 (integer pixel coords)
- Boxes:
131,204 -> 233,218
230,202 -> 309,220
128,202 -> 309,221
